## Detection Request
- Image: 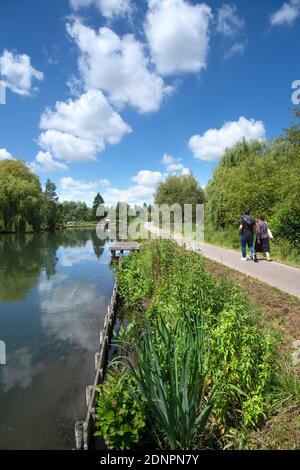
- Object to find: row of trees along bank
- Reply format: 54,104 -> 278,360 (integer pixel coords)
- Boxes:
153,110 -> 300,263
204,109 -> 300,262
0,159 -> 105,232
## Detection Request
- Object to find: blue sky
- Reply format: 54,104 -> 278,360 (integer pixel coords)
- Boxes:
0,0 -> 299,206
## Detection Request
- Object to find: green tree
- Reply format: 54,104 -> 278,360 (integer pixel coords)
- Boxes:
92,193 -> 105,221
154,174 -> 206,222
155,174 -> 206,207
284,108 -> 300,146
42,179 -> 60,230
0,159 -> 43,232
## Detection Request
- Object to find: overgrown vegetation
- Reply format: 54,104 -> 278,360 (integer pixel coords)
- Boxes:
94,240 -> 299,449
95,371 -> 146,450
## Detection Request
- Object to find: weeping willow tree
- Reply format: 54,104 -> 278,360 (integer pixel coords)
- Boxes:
0,159 -> 44,232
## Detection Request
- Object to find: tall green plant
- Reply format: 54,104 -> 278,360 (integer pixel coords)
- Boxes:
122,312 -> 215,450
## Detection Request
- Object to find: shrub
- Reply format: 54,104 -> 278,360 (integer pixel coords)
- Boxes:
95,371 -> 146,450
206,306 -> 274,428
269,205 -> 300,247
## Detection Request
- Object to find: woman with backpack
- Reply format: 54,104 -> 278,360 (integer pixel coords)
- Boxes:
255,214 -> 272,262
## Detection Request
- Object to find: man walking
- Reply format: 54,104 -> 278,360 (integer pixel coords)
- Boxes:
238,210 -> 258,262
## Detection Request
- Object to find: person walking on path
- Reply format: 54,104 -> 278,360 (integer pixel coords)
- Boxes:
238,211 -> 258,262
255,214 -> 271,262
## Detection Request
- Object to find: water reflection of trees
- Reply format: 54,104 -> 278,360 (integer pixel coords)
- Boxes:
0,229 -> 104,302
90,230 -> 105,259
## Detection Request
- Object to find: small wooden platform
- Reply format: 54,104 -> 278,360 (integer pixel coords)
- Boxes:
109,242 -> 141,257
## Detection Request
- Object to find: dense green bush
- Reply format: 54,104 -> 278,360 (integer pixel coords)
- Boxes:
116,250 -> 153,309
269,205 -> 300,247
95,371 -> 146,450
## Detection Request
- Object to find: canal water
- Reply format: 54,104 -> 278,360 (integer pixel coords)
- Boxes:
0,229 -> 114,449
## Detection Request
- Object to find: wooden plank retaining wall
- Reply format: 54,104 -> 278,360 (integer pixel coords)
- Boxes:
74,279 -> 119,450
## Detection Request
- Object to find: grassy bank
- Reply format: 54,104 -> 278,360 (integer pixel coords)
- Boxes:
94,240 -> 300,450
66,222 -> 97,228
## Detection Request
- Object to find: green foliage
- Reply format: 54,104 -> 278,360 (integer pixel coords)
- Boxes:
60,200 -> 92,223
205,111 -> 300,252
284,108 -> 300,146
0,159 -> 99,232
123,312 -> 215,450
269,205 -> 300,246
206,305 -> 274,427
41,179 -> 61,230
115,240 -> 275,448
0,159 -> 43,232
154,173 -> 206,222
94,371 -> 146,450
92,192 -> 105,221
116,249 -> 153,309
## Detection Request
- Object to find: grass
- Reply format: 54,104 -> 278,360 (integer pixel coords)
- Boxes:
65,221 -> 97,228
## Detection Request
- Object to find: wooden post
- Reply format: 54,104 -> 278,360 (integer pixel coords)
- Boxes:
74,421 -> 84,450
95,352 -> 100,371
86,385 -> 94,407
83,421 -> 89,451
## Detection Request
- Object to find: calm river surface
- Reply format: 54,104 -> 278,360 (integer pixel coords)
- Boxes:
0,229 -> 114,449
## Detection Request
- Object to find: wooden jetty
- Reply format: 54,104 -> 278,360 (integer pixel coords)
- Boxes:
109,241 -> 141,258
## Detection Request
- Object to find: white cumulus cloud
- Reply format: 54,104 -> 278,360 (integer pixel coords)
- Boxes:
67,19 -> 171,113
38,130 -> 100,163
145,0 -> 212,76
132,170 -> 163,187
59,176 -> 99,204
103,185 -> 156,206
0,50 -> 43,96
102,170 -> 163,206
188,116 -> 266,161
161,154 -> 184,172
270,0 -> 300,26
69,0 -> 131,18
61,176 -> 98,190
29,151 -> 68,173
0,148 -> 15,160
39,89 -> 131,163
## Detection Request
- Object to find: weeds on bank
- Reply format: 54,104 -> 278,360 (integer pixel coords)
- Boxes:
95,240 -> 298,449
